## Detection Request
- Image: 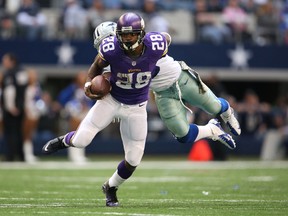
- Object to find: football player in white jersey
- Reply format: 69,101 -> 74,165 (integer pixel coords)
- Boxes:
93,21 -> 240,150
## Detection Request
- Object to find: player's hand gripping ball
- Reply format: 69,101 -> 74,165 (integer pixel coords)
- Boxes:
85,75 -> 111,100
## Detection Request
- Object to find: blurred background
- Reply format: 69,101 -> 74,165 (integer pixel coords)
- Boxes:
0,0 -> 288,162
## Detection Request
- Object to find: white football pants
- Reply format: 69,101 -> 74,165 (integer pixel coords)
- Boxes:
70,94 -> 148,167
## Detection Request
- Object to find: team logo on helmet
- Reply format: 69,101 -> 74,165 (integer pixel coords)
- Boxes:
93,21 -> 117,50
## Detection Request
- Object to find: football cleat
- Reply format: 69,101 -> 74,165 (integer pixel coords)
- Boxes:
102,182 -> 119,207
42,136 -> 68,154
208,119 -> 236,149
220,108 -> 241,136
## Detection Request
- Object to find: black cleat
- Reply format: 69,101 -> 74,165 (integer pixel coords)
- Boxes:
42,136 -> 68,154
102,182 -> 119,207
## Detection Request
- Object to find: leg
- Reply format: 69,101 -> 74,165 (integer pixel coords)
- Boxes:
102,103 -> 147,207
22,118 -> 38,162
178,70 -> 241,136
3,115 -> 24,161
178,70 -> 221,115
154,87 -> 236,149
70,96 -> 117,147
42,95 -> 117,154
102,160 -> 136,207
67,117 -> 88,163
154,90 -> 189,138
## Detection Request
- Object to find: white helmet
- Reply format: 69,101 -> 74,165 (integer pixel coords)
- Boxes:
93,21 -> 117,50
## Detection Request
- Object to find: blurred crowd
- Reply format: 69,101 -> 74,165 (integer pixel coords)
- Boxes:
0,0 -> 288,45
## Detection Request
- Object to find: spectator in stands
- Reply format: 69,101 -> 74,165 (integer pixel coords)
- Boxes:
157,0 -> 194,11
207,0 -> 224,12
81,0 -> 94,8
260,95 -> 288,160
240,0 -> 258,14
194,0 -> 231,44
62,0 -> 88,40
279,2 -> 288,44
16,0 -> 47,40
254,0 -> 280,45
221,0 -> 252,42
103,0 -> 121,9
0,11 -> 16,39
35,91 -> 61,153
121,0 -> 141,10
237,89 -> 267,135
142,0 -> 170,33
87,0 -> 105,39
203,74 -> 227,97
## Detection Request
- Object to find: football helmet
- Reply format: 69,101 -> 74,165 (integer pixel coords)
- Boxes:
116,12 -> 145,51
93,21 -> 117,50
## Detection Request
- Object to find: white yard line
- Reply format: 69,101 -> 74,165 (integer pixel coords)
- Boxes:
3,208 -> 178,216
0,161 -> 288,170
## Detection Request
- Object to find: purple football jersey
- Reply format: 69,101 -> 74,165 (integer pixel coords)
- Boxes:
99,32 -> 167,105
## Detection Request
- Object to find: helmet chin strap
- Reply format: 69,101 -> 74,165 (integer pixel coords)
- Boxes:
123,41 -> 140,51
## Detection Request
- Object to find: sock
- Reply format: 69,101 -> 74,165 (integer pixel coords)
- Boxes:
221,105 -> 232,119
177,124 -> 199,143
218,98 -> 229,114
177,124 -> 215,143
194,125 -> 213,141
108,171 -> 125,188
63,131 -> 75,147
108,160 -> 135,187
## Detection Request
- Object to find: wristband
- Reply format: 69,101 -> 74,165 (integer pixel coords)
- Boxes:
84,81 -> 92,88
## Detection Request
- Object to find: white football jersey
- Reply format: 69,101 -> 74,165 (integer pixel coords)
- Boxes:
150,55 -> 181,92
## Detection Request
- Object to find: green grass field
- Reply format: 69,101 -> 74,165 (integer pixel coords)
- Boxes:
0,159 -> 287,216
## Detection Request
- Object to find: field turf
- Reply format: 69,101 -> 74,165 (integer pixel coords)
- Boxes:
0,159 -> 287,216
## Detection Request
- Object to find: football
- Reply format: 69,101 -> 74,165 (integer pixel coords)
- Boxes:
90,75 -> 111,96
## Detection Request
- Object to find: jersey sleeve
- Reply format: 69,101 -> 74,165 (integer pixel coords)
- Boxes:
98,36 -> 118,63
98,47 -> 107,62
144,32 -> 168,59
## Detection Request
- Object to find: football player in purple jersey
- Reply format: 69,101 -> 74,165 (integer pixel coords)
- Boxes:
42,12 -> 168,207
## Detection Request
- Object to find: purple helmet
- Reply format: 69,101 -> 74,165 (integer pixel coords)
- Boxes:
116,12 -> 145,50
